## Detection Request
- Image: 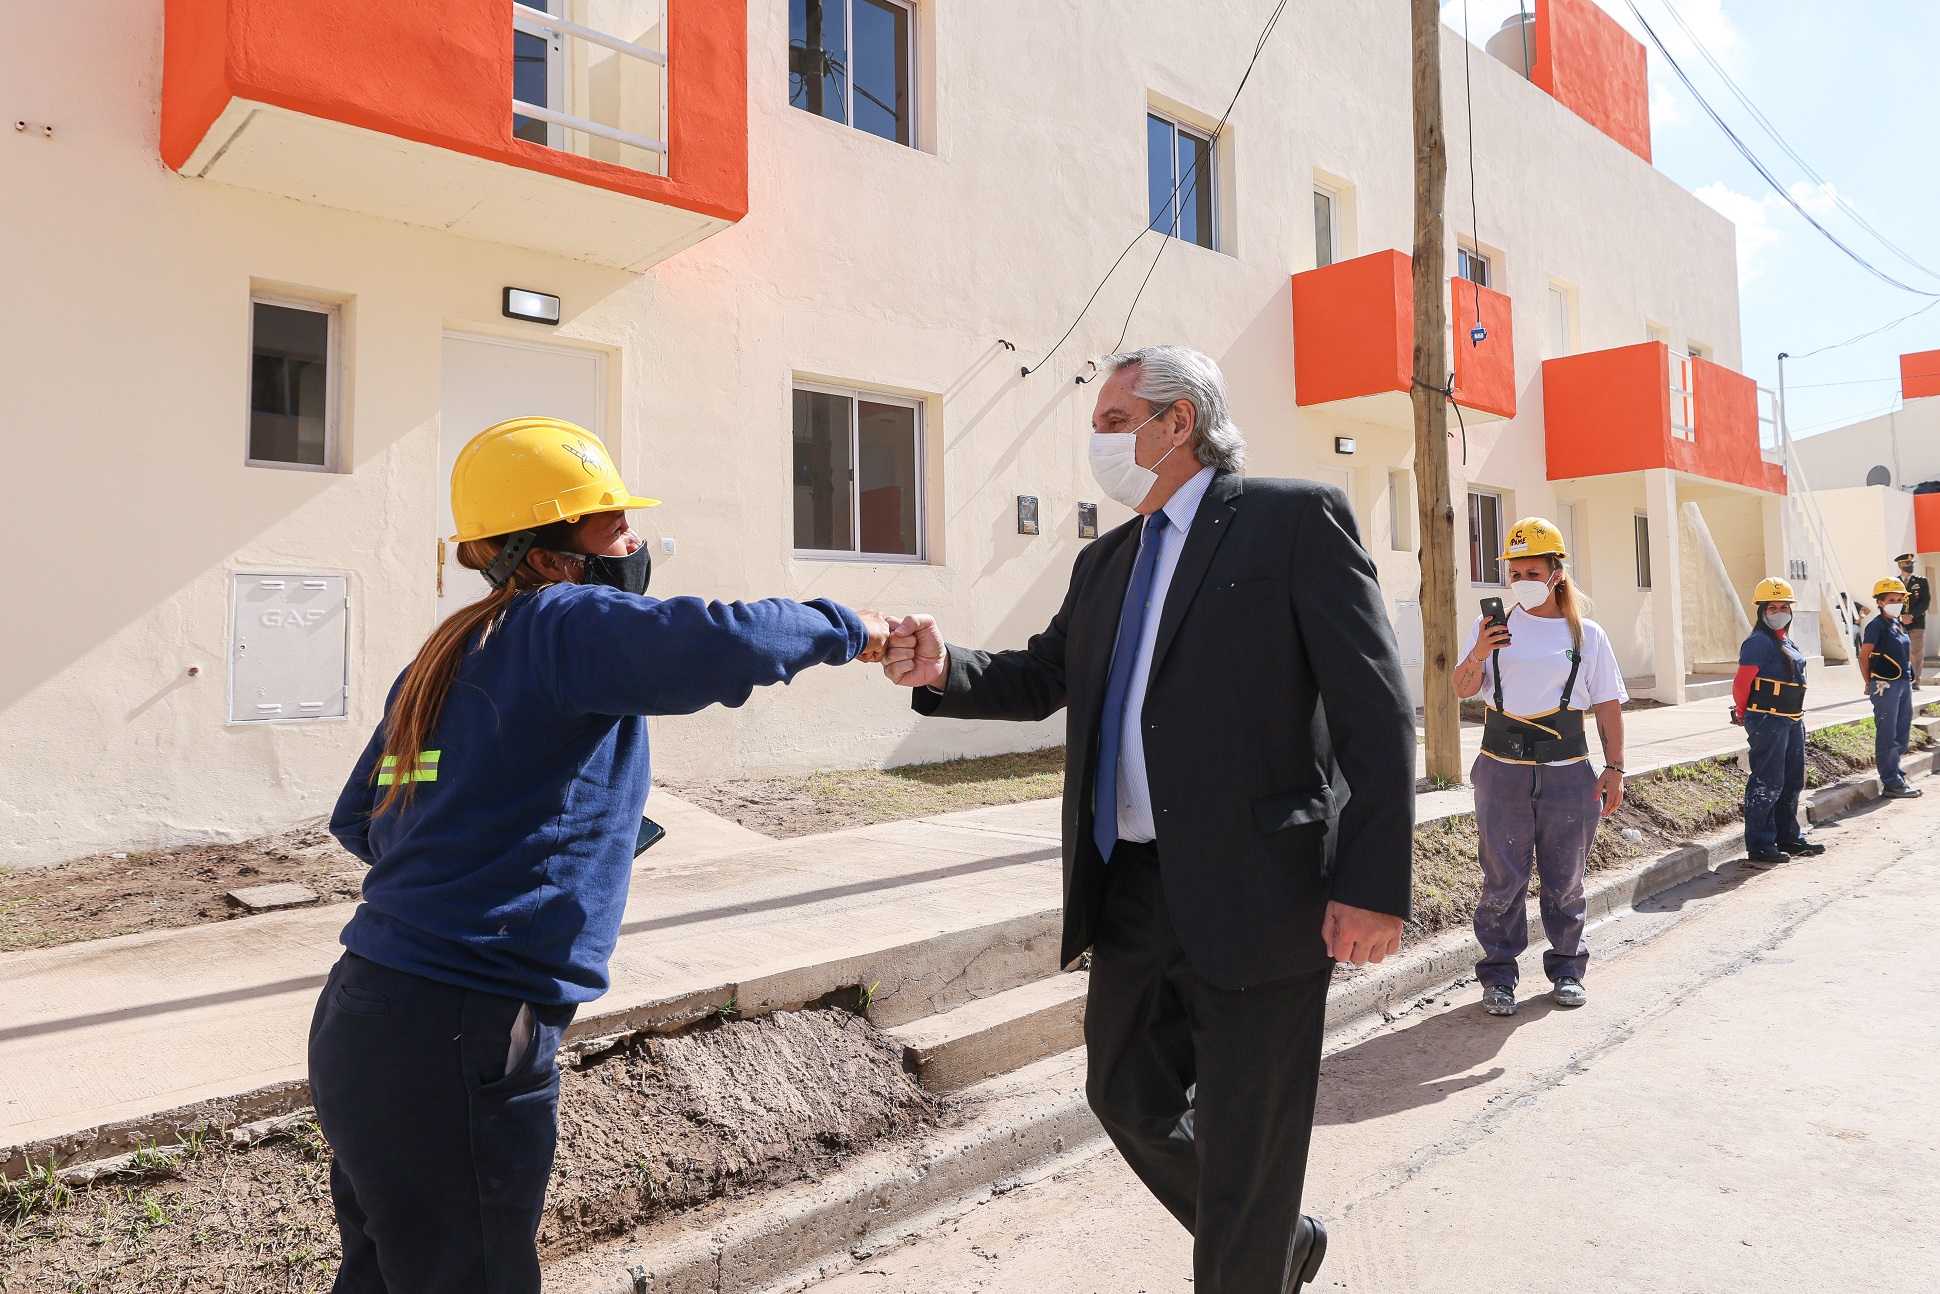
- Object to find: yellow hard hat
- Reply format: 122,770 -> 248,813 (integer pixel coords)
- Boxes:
449,417 -> 658,542
1752,576 -> 1796,603
1501,516 -> 1567,561
1874,576 -> 1908,598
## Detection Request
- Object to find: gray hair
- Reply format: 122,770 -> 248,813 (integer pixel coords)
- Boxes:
1102,345 -> 1247,473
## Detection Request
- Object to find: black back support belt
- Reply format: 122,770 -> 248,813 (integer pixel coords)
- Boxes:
1482,609 -> 1589,762
1745,676 -> 1806,718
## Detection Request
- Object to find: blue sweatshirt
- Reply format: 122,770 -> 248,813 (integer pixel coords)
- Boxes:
329,584 -> 864,1005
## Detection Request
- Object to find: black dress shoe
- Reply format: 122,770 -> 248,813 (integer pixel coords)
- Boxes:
1778,839 -> 1827,856
1284,1214 -> 1328,1288
1745,848 -> 1789,866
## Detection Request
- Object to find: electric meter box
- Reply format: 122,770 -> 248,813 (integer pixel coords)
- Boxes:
228,572 -> 350,723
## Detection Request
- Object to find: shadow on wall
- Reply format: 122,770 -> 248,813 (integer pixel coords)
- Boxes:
1679,500 -> 1751,668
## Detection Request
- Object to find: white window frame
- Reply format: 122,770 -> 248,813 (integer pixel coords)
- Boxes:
247,292 -> 343,474
1148,108 -> 1219,252
791,380 -> 927,564
1456,244 -> 1492,289
1388,469 -> 1414,552
1686,339 -> 1712,361
512,1 -> 567,149
1313,183 -> 1341,268
788,0 -> 918,148
1468,488 -> 1506,587
1545,281 -> 1575,359
1645,319 -> 1670,345
1634,513 -> 1653,589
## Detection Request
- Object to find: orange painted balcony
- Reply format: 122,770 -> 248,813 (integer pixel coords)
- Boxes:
1917,493 -> 1940,555
1902,349 -> 1940,401
1543,342 -> 1785,494
1488,0 -> 1650,163
162,0 -> 747,270
1290,250 -> 1517,431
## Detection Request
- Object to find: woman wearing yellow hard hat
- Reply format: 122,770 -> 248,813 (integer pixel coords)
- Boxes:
307,417 -> 890,1291
1860,576 -> 1923,799
1731,577 -> 1822,864
1452,517 -> 1628,1017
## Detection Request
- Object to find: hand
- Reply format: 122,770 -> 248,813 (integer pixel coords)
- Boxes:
1470,621 -> 1511,660
1322,901 -> 1403,966
853,608 -> 890,664
1903,614 -> 1914,626
1596,766 -> 1625,817
883,614 -> 947,688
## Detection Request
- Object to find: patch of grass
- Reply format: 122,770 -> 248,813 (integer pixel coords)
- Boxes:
1407,815 -> 1483,940
671,746 -> 1065,838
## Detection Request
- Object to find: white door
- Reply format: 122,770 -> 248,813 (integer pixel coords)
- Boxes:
438,333 -> 605,619
1311,467 -> 1356,526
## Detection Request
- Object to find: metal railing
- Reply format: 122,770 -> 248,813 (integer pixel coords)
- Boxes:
512,1 -> 667,166
1669,354 -> 1695,440
1757,385 -> 1782,458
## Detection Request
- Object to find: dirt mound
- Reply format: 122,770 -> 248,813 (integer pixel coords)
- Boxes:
0,820 -> 363,952
2,1009 -> 935,1292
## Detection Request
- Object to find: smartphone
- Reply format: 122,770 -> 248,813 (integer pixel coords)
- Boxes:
634,816 -> 666,857
1480,596 -> 1507,628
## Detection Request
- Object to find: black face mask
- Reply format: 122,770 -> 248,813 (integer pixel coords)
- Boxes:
578,543 -> 652,596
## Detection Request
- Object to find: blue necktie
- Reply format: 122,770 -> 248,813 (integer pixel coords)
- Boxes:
1093,510 -> 1170,862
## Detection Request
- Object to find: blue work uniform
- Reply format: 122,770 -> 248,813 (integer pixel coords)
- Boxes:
1864,614 -> 1915,788
1738,626 -> 1808,853
310,583 -> 865,1294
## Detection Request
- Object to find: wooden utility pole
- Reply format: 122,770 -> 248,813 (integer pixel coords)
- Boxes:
1410,0 -> 1462,785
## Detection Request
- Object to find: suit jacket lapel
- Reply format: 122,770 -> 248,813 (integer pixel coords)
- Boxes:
1149,471 -> 1243,677
1073,521 -> 1144,734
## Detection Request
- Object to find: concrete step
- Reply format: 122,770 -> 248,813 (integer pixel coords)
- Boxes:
886,970 -> 1089,1093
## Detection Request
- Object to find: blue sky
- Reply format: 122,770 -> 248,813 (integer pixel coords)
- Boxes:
1443,0 -> 1940,441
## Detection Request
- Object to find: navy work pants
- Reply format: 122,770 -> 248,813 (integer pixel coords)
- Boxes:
1742,712 -> 1806,853
1872,679 -> 1914,788
308,953 -> 576,1293
1470,756 -> 1599,988
1085,841 -> 1332,1294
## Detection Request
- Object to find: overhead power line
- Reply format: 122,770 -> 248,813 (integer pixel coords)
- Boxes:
1652,0 -> 1940,288
1790,296 -> 1940,361
1622,0 -> 1940,299
1022,0 -> 1293,377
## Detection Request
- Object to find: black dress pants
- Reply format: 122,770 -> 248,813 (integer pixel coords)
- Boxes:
1085,841 -> 1332,1294
307,952 -> 576,1294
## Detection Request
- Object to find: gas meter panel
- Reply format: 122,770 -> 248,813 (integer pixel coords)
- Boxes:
229,573 -> 349,723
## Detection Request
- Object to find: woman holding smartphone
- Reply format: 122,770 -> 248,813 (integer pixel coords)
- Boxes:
1452,518 -> 1627,1017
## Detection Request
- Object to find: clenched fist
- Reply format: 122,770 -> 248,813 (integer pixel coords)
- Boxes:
883,614 -> 947,689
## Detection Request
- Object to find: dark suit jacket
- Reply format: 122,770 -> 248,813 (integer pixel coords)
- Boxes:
913,471 -> 1415,988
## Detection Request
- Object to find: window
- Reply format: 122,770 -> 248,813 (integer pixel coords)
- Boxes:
1646,320 -> 1670,344
1555,500 -> 1583,591
1457,245 -> 1491,288
512,1 -> 564,147
1468,489 -> 1504,585
1687,340 -> 1712,361
1313,186 -> 1339,267
249,296 -> 340,470
1148,111 -> 1215,250
793,384 -> 923,559
789,0 -> 914,146
1634,514 -> 1653,589
1388,470 -> 1414,552
1546,283 -> 1572,358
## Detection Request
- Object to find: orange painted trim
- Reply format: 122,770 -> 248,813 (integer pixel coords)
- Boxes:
1450,277 -> 1517,419
1902,349 -> 1940,401
1291,250 -> 1413,406
162,0 -> 747,224
1916,493 -> 1940,555
1531,0 -> 1651,163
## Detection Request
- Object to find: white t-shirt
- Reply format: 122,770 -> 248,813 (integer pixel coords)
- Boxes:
1462,609 -> 1627,762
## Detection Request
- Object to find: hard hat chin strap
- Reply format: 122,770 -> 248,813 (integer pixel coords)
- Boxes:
483,531 -> 537,590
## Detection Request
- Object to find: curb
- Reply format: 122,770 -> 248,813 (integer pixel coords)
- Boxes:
548,746 -> 1937,1294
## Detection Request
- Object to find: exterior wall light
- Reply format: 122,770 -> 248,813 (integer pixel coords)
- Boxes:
503,287 -> 561,324
1334,436 -> 1357,455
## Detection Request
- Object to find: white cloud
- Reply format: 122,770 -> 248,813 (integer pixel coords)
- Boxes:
1695,180 -> 1782,279
1651,84 -> 1683,128
1787,179 -> 1840,216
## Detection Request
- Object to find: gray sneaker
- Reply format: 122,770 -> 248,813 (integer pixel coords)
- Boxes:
1482,985 -> 1517,1016
1553,977 -> 1588,1008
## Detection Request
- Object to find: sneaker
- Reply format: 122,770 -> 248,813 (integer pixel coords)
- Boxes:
1482,985 -> 1517,1016
1778,839 -> 1827,857
1745,847 -> 1789,866
1552,977 -> 1588,1008
1883,783 -> 1924,800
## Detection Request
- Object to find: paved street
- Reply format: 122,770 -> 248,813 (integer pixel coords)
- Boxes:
804,782 -> 1940,1293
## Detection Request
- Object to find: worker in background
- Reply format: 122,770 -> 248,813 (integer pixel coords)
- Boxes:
1731,578 -> 1824,866
1860,576 -> 1923,800
1453,518 -> 1627,1017
1896,553 -> 1930,689
309,418 -> 890,1293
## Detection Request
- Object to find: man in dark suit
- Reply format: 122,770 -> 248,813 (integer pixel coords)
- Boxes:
882,346 -> 1416,1292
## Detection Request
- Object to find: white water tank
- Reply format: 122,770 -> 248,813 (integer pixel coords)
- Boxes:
1485,12 -> 1537,78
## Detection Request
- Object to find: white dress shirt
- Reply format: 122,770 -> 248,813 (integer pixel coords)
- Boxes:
1114,465 -> 1216,843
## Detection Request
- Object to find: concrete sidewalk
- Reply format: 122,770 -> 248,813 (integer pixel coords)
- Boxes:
0,793 -> 1063,1165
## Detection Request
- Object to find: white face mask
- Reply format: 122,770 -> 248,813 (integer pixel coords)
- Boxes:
1088,409 -> 1183,510
1509,578 -> 1555,612
1764,610 -> 1792,631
